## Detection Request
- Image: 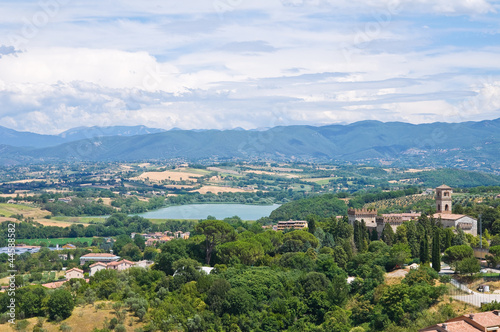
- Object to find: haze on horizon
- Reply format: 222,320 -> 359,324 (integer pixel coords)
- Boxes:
1,0 -> 500,135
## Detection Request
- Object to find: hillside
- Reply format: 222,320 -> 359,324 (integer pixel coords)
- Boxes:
0,118 -> 500,173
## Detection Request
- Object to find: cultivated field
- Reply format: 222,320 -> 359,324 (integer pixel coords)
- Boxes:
18,237 -> 94,246
194,186 -> 256,194
131,170 -> 204,182
0,203 -> 51,219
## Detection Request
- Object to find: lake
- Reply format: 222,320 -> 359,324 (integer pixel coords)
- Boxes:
135,203 -> 281,220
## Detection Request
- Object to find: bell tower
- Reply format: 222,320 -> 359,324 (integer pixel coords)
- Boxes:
436,185 -> 452,214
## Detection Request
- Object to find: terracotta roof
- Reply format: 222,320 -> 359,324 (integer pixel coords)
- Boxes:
436,184 -> 452,189
81,253 -> 118,258
464,312 -> 500,328
421,321 -> 482,332
66,268 -> 83,273
433,213 -> 468,220
89,262 -> 107,268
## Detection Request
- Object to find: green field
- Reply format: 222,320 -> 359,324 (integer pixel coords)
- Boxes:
0,203 -> 36,216
51,216 -> 107,223
18,237 -> 94,246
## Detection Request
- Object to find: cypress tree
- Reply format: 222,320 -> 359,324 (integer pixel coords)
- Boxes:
353,220 -> 360,250
371,228 -> 378,241
420,236 -> 429,264
381,224 -> 395,246
432,229 -> 441,272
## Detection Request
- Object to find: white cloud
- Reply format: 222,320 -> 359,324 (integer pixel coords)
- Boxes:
0,1 -> 499,134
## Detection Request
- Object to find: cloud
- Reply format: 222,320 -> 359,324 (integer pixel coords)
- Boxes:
0,1 -> 499,134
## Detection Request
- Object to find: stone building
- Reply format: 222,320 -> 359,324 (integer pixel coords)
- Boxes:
347,208 -> 377,228
433,184 -> 477,236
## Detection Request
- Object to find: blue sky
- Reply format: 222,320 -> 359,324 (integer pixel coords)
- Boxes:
0,0 -> 500,134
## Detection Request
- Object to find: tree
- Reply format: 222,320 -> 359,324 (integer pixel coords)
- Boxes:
444,228 -> 453,250
381,224 -> 395,246
47,289 -> 74,320
457,257 -> 480,275
196,220 -> 236,265
217,239 -> 264,265
432,230 -> 441,272
120,243 -> 142,261
395,225 -> 408,245
280,230 -> 319,253
443,245 -> 474,270
486,245 -> 500,268
134,234 -> 146,250
307,214 -> 317,235
154,239 -> 189,275
389,243 -> 411,269
420,236 -> 429,264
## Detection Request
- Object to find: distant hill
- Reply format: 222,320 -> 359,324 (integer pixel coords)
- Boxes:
0,125 -> 165,148
1,119 -> 500,172
58,125 -> 165,141
0,126 -> 65,148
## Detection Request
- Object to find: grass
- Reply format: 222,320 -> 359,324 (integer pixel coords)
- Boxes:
0,203 -> 51,219
52,216 -> 107,224
2,301 -> 145,332
18,237 -> 94,246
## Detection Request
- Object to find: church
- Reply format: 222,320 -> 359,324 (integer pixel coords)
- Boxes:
347,184 -> 478,236
432,184 -> 477,236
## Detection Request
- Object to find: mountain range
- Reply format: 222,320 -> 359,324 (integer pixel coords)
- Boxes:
1,119 -> 500,172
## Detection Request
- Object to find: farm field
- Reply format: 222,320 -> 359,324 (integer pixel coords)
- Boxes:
194,186 -> 256,194
0,203 -> 51,219
18,237 -> 94,246
302,177 -> 336,184
130,169 -> 204,182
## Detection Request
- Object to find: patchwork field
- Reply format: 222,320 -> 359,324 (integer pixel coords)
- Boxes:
194,186 -> 256,194
131,170 -> 204,182
0,203 -> 51,219
18,237 -> 94,246
243,170 -> 300,178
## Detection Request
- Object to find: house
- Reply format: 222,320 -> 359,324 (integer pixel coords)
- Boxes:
66,268 -> 84,280
62,244 -> 76,249
89,262 -> 108,276
106,259 -> 135,271
420,311 -> 500,331
277,220 -> 308,231
80,253 -> 120,265
58,197 -> 72,203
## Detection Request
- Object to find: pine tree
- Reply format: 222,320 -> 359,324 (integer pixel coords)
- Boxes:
432,229 -> 441,272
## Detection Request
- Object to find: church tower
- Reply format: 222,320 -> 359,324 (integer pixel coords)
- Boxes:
436,185 -> 452,214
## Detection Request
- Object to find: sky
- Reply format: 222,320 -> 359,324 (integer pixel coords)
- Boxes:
1,0 -> 500,134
